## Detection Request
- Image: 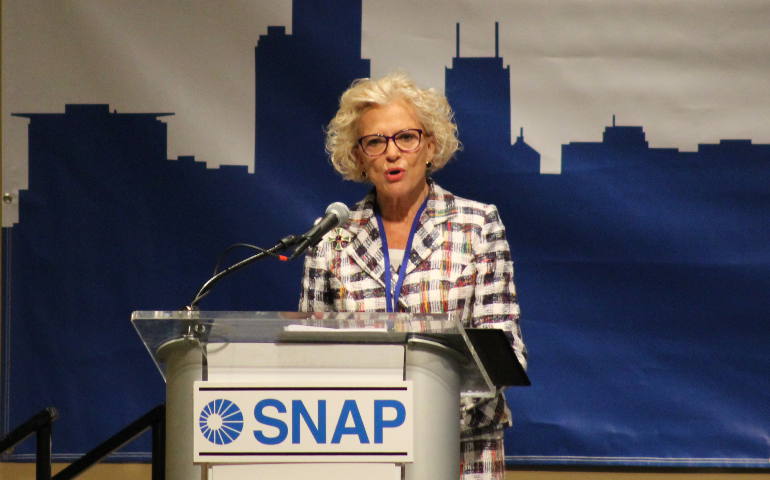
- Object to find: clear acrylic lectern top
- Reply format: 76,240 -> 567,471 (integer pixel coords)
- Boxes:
131,310 -> 497,398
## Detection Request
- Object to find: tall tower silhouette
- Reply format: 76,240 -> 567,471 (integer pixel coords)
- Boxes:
444,22 -> 539,180
255,0 -> 370,188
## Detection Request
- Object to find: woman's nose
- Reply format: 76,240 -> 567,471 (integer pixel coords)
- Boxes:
384,139 -> 400,161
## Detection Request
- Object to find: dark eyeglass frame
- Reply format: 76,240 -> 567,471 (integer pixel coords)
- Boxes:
357,129 -> 424,157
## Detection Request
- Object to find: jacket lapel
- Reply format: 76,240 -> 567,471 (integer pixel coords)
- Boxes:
344,193 -> 387,288
403,183 -> 457,277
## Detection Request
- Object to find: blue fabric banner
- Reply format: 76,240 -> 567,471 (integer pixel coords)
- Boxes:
2,0 -> 769,468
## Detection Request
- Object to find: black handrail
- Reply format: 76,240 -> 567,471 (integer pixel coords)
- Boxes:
0,407 -> 58,480
53,404 -> 165,480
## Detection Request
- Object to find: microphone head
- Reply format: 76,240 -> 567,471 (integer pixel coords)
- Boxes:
325,202 -> 350,226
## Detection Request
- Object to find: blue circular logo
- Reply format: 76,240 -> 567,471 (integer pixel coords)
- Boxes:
199,399 -> 244,445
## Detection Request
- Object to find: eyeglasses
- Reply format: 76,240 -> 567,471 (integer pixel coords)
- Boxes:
357,129 -> 424,157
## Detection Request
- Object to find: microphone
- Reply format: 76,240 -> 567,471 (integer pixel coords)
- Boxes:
289,202 -> 350,260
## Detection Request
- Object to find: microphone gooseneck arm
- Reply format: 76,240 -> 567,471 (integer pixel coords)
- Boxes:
185,202 -> 350,309
186,234 -> 300,309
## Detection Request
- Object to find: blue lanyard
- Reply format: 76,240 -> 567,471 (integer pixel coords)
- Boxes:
375,196 -> 428,312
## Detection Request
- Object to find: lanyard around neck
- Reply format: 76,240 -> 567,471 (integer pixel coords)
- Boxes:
375,196 -> 429,312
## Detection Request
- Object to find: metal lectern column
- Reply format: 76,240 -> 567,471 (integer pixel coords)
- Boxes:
158,338 -> 203,480
405,338 -> 462,480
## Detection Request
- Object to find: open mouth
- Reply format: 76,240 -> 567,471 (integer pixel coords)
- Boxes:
385,168 -> 405,181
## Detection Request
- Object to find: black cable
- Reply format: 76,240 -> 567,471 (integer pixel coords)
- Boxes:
212,243 -> 284,275
186,234 -> 300,309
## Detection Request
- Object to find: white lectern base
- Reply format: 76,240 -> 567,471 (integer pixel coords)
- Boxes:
141,313 -> 476,480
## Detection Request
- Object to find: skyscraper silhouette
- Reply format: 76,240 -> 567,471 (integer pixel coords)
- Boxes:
444,22 -> 539,187
255,0 -> 370,188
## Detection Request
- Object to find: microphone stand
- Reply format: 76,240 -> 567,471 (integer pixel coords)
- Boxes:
186,234 -> 301,309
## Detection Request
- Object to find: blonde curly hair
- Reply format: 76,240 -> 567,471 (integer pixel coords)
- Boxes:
326,72 -> 460,182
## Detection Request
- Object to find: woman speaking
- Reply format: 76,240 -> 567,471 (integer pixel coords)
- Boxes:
299,72 -> 527,480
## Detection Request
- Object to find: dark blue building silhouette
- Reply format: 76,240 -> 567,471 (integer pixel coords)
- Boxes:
3,103 -> 316,459
255,0 -> 370,194
443,22 -> 539,194
486,119 -> 770,465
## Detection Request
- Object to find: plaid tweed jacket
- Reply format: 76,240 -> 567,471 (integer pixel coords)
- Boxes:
299,182 -> 527,435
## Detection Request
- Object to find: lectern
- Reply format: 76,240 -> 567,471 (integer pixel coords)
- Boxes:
132,311 -> 527,480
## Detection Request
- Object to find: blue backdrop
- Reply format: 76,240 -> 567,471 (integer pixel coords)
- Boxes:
2,0 -> 769,468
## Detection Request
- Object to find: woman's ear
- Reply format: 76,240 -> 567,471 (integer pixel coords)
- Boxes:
354,149 -> 367,180
426,135 -> 436,158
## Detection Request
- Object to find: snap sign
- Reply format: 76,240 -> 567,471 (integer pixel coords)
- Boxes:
193,381 -> 413,463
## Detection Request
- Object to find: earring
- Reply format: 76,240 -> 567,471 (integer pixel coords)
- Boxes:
425,161 -> 433,170
361,170 -> 367,179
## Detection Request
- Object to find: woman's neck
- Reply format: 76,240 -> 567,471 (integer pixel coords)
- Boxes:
376,182 -> 429,250
376,181 -> 429,223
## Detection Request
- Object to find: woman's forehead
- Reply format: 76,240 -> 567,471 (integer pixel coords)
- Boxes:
357,99 -> 421,134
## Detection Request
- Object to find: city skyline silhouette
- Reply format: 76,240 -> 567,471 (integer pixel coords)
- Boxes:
3,0 -> 769,467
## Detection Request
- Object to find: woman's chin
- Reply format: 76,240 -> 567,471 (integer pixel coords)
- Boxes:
376,179 -> 428,204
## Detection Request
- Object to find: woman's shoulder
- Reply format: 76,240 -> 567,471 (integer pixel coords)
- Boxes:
431,183 -> 501,225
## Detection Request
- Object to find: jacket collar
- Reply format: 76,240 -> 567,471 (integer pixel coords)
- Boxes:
342,181 -> 459,289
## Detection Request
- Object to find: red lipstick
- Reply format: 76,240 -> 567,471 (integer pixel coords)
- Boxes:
385,168 -> 405,182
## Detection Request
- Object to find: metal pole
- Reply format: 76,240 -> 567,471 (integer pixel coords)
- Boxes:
36,422 -> 52,480
152,405 -> 166,480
